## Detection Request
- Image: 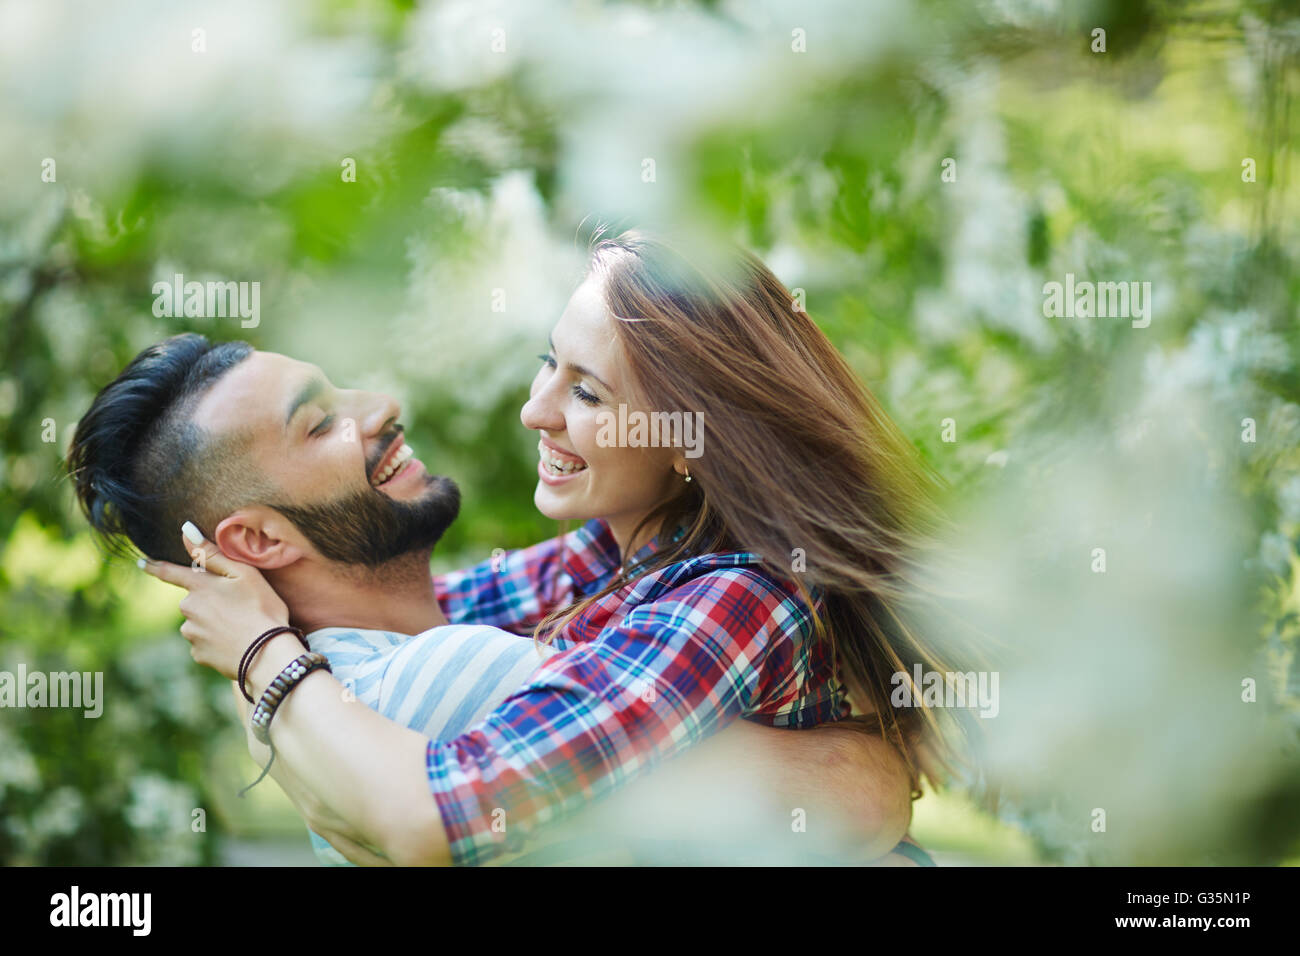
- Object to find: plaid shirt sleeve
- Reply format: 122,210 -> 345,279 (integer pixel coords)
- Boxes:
425,566 -> 817,865
433,520 -> 616,636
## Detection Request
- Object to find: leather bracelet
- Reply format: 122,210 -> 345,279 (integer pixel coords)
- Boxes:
238,625 -> 309,703
249,652 -> 332,745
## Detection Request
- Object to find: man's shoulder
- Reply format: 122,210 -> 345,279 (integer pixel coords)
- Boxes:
306,623 -> 557,661
306,622 -> 524,644
304,625 -> 413,655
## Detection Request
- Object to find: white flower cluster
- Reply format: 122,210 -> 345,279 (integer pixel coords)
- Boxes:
124,773 -> 203,867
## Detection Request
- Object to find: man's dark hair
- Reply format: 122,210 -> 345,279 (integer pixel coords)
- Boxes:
68,333 -> 259,565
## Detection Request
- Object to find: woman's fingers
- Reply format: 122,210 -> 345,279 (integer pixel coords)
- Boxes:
140,521 -> 256,583
178,520 -> 238,578
135,520 -> 240,588
137,521 -> 288,682
137,557 -> 200,590
136,517 -> 235,586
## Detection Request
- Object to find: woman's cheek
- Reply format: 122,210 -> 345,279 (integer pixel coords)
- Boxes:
609,450 -> 660,502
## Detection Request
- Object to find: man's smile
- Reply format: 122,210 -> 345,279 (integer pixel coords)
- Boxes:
364,426 -> 434,498
370,442 -> 414,487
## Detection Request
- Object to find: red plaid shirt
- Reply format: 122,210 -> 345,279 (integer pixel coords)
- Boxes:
429,518 -> 849,864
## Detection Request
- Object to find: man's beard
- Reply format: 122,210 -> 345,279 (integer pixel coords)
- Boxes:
271,474 -> 461,571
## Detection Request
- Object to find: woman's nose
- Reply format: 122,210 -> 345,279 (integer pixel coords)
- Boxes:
521,380 -> 563,433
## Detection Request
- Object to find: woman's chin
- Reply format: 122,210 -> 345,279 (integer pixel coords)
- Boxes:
534,484 -> 582,522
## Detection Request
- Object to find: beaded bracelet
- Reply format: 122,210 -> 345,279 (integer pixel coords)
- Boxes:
237,625 -> 309,703
249,652 -> 332,744
238,652 -> 332,799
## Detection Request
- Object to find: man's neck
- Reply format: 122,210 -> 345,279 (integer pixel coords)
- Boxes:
268,551 -> 448,637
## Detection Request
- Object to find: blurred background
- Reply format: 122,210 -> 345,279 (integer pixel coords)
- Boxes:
1,0 -> 1298,865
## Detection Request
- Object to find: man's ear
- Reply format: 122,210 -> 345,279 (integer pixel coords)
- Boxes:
214,509 -> 306,570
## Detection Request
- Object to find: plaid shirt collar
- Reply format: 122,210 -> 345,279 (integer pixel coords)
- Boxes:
562,518 -> 757,598
558,520 -> 622,594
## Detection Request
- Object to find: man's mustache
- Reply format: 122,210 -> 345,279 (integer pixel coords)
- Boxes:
365,425 -> 405,479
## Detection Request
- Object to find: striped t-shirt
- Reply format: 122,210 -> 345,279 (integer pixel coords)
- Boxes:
302,623 -> 557,866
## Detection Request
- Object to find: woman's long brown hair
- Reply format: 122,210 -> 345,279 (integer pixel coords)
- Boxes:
535,228 -> 989,801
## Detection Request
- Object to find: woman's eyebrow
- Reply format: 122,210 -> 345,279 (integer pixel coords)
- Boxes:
549,336 -> 612,391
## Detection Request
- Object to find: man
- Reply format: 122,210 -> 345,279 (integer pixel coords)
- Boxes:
68,333 -> 917,865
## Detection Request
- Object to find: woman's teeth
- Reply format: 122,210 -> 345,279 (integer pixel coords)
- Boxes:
539,441 -> 588,476
371,443 -> 413,486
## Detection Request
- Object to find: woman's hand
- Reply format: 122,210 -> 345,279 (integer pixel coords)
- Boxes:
140,521 -> 289,681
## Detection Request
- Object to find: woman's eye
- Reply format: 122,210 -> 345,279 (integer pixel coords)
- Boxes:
310,414 -> 335,437
537,350 -> 595,404
572,385 -> 600,407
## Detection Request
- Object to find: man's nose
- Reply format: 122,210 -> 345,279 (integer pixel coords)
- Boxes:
358,392 -> 401,438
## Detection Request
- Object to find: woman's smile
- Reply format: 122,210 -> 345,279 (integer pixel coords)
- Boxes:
537,436 -> 589,485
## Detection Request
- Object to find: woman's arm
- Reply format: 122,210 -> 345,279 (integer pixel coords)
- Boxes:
434,519 -> 616,633
418,570 -> 886,865
239,632 -> 911,865
237,637 -> 452,865
148,532 -> 910,865
228,682 -> 393,866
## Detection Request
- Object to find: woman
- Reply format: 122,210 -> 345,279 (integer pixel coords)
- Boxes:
150,228 -> 980,865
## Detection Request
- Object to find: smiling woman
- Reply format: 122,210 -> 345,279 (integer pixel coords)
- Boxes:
523,275 -> 688,551
520,229 -> 985,796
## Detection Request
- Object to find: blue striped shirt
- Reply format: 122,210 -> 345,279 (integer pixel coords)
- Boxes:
302,623 -> 557,865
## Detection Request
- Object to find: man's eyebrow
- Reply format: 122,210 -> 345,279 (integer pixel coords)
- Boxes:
549,336 -> 612,392
285,376 -> 328,429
